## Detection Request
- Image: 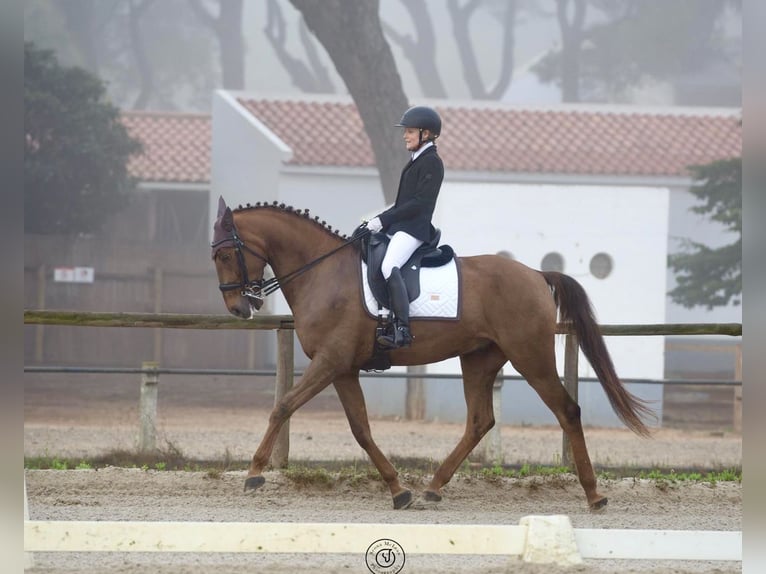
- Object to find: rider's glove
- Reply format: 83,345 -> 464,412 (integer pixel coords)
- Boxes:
367,217 -> 383,233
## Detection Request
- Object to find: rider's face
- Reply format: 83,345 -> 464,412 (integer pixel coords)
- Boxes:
403,127 -> 430,152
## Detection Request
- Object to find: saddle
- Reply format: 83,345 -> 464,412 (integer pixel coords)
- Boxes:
361,230 -> 455,309
359,230 -> 456,373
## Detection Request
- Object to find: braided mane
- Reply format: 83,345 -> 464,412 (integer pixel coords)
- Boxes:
233,201 -> 350,240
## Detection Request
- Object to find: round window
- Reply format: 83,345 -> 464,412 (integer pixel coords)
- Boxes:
540,252 -> 564,272
590,252 -> 613,279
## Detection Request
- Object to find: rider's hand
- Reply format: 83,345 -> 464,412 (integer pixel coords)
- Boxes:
367,217 -> 383,233
351,223 -> 369,240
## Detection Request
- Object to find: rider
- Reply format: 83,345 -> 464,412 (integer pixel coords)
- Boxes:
366,105 -> 444,349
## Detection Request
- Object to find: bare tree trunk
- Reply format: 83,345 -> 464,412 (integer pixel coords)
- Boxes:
448,0 -> 518,100
218,0 -> 245,89
555,0 -> 586,103
60,0 -> 100,74
382,1 -> 446,98
128,0 -> 156,110
264,0 -> 334,93
189,0 -> 245,90
289,0 -> 410,204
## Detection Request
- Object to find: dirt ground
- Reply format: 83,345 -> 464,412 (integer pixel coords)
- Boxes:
24,373 -> 742,573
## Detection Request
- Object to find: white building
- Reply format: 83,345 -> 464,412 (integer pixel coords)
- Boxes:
206,93 -> 740,427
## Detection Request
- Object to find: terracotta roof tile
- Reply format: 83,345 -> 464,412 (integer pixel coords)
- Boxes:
239,97 -> 741,177
120,100 -> 741,184
121,111 -> 210,184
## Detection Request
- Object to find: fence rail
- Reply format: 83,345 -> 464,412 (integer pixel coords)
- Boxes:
24,310 -> 742,467
23,310 -> 295,330
23,310 -> 741,336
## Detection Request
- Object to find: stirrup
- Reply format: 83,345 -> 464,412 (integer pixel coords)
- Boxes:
376,334 -> 397,349
377,325 -> 412,349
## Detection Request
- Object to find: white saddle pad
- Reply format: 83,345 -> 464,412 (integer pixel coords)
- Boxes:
361,260 -> 459,319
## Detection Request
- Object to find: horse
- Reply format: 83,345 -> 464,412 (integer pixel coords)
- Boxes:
211,197 -> 654,510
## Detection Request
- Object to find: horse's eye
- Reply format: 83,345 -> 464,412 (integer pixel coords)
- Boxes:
219,252 -> 232,263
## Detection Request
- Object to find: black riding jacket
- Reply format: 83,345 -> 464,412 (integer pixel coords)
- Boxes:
377,145 -> 444,243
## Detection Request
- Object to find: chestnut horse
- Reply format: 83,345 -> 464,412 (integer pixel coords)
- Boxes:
211,198 -> 654,510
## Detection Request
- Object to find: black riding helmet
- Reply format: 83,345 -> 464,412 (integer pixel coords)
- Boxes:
395,106 -> 441,143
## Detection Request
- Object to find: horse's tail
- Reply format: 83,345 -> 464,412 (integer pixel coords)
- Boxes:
541,271 -> 655,437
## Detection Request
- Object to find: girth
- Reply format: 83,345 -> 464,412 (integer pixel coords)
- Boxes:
361,230 -> 455,309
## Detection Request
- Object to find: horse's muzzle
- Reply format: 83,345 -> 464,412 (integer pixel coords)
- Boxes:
229,296 -> 261,319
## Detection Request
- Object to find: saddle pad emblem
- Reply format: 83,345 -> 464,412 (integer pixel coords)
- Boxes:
361,260 -> 459,319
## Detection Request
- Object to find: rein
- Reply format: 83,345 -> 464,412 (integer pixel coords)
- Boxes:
213,221 -> 370,302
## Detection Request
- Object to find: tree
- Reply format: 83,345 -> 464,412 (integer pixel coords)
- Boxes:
24,42 -> 142,236
381,1 -> 447,98
289,0 -> 410,204
534,0 -> 739,103
448,0 -> 518,99
25,0 -> 220,111
668,157 -> 741,309
264,0 -> 335,93
554,0 -> 587,102
381,0 -> 519,100
188,0 -> 246,90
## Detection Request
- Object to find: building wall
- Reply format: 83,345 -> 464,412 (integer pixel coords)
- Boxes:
210,90 -> 292,238
280,170 -> 383,237
430,181 -> 669,376
422,181 -> 669,427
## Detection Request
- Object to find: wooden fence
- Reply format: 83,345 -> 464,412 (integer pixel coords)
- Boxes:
24,310 -> 742,468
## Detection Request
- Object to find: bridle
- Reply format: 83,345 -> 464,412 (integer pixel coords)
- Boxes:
211,224 -> 272,302
211,219 -> 369,304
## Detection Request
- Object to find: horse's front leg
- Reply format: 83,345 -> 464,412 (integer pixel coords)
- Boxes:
244,355 -> 336,492
333,374 -> 413,509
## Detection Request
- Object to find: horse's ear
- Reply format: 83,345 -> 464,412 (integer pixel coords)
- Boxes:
217,196 -> 227,218
221,206 -> 234,232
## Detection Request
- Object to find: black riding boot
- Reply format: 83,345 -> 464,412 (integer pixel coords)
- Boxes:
377,267 -> 413,349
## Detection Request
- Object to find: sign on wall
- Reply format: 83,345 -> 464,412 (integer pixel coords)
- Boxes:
53,267 -> 95,284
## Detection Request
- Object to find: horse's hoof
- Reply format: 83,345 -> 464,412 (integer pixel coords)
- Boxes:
589,497 -> 608,511
393,490 -> 413,510
409,494 -> 440,510
423,490 -> 442,502
244,475 -> 266,493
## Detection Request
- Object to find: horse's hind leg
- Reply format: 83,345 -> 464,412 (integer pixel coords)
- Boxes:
521,367 -> 607,510
333,374 -> 413,509
423,344 -> 506,503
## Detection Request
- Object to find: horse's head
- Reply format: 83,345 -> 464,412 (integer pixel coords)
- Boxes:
211,197 -> 269,319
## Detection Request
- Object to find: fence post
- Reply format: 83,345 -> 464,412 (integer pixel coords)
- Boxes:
270,329 -> 294,468
34,264 -> 46,363
139,361 -> 159,452
733,344 -> 742,433
152,268 -> 163,363
480,371 -> 504,465
562,334 -> 579,469
405,365 -> 426,420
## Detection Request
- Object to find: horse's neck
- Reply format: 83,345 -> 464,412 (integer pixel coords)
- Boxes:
244,212 -> 346,307
274,226 -> 333,271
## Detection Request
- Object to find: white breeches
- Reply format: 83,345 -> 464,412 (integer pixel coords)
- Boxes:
381,231 -> 424,280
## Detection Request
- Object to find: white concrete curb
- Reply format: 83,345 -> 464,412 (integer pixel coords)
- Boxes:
520,514 -> 583,565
